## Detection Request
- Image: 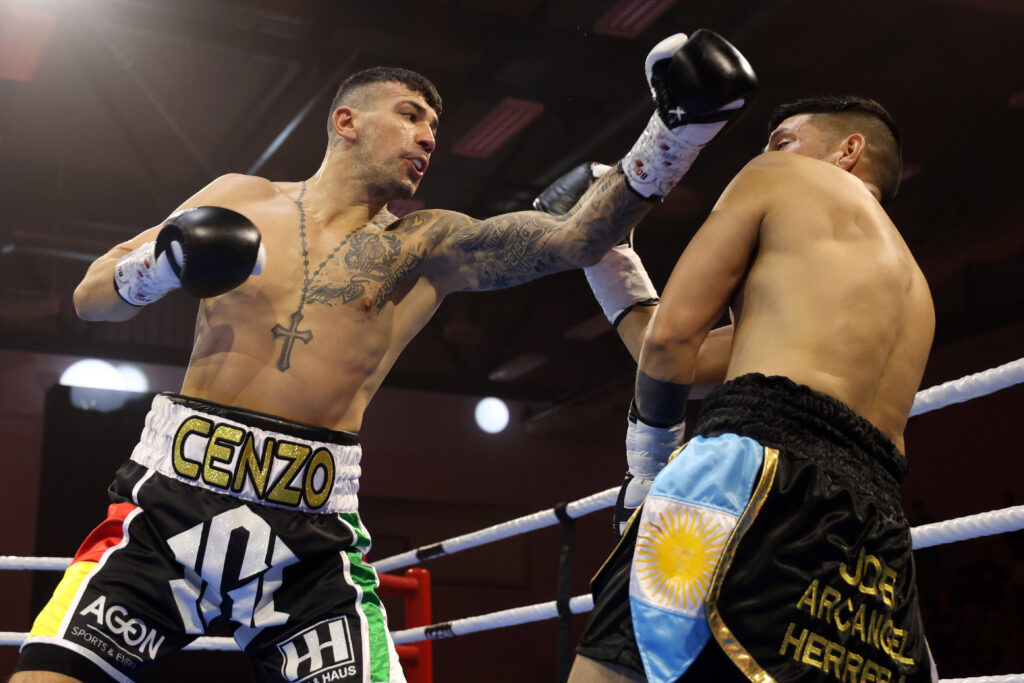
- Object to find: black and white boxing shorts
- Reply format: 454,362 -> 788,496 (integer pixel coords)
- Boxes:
17,393 -> 405,683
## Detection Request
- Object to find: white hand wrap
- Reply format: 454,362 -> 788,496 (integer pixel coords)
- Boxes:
113,240 -> 182,306
615,413 -> 685,538
621,114 -> 702,199
584,242 -> 658,326
626,412 -> 686,480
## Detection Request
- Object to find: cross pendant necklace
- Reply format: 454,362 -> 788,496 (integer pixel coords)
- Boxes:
272,181 -> 360,372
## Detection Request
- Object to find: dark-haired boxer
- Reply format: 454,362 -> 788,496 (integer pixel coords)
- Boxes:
14,32 -> 757,683
569,96 -> 939,682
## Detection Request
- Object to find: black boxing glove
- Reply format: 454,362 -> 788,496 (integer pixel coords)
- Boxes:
114,206 -> 266,306
622,30 -> 758,199
534,163 -> 659,326
533,162 -> 611,214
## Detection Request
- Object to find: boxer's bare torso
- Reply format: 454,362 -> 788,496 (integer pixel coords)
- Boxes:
178,174 -> 450,432
72,85 -> 652,432
77,170 -> 647,433
726,152 -> 933,449
649,150 -> 933,452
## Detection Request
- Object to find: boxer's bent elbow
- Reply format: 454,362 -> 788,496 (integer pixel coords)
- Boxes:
73,281 -> 136,322
72,282 -> 96,320
643,310 -> 699,355
640,321 -> 701,377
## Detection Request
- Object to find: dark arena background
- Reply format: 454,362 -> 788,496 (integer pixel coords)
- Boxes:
1,0 -> 1023,680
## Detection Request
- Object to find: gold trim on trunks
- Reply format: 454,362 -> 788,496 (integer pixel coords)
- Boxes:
705,445 -> 780,682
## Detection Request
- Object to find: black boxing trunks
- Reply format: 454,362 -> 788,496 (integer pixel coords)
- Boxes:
577,374 -> 936,682
17,393 -> 405,683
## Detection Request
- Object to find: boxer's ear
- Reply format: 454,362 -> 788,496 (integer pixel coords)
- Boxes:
332,106 -> 358,143
834,133 -> 865,172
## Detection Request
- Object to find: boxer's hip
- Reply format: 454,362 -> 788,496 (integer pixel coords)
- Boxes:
129,392 -> 362,514
689,374 -> 932,681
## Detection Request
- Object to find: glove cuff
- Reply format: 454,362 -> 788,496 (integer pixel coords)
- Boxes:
622,113 -> 702,199
583,243 -> 659,326
113,241 -> 181,306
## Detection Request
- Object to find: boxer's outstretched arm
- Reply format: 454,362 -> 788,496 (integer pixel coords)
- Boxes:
74,227 -> 163,321
427,29 -> 756,293
431,167 -> 653,293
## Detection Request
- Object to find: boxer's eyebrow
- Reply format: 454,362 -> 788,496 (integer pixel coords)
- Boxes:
765,127 -> 790,152
401,100 -> 438,133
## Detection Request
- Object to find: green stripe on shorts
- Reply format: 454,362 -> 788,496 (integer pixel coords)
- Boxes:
340,512 -> 392,682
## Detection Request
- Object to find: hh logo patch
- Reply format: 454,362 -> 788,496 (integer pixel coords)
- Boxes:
278,617 -> 359,682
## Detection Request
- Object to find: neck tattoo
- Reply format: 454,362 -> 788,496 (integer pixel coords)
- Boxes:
271,181 -> 364,372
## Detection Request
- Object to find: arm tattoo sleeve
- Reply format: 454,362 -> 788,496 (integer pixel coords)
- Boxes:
451,167 -> 652,291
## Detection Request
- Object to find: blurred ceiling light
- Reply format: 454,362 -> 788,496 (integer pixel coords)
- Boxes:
453,98 -> 544,159
60,359 -> 152,412
60,359 -> 126,390
114,364 -> 150,393
475,397 -> 510,434
593,0 -> 676,38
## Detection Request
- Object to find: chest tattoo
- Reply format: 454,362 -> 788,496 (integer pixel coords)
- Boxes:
271,182 -> 422,372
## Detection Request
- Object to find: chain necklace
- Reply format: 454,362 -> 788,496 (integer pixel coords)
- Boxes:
271,181 -> 362,372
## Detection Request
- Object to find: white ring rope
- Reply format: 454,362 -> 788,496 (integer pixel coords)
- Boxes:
379,505 -> 1024,646
378,357 -> 1024,572
911,505 -> 1024,549
3,503 -> 1021,652
3,504 -> 1024,576
0,631 -> 232,650
0,556 -> 74,571
2,360 -> 1021,578
390,594 -> 595,644
372,487 -> 618,573
910,357 -> 1024,416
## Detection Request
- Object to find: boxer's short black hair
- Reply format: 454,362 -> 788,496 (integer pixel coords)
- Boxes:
329,66 -> 442,136
769,95 -> 902,201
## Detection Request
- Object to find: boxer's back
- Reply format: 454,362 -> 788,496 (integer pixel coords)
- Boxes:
727,152 -> 934,451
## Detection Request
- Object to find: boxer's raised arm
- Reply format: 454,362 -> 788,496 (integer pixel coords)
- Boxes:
430,30 -> 758,295
74,227 -> 164,321
73,175 -> 266,322
430,167 -> 651,293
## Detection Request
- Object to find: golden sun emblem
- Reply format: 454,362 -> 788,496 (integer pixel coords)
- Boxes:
635,505 -> 728,610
